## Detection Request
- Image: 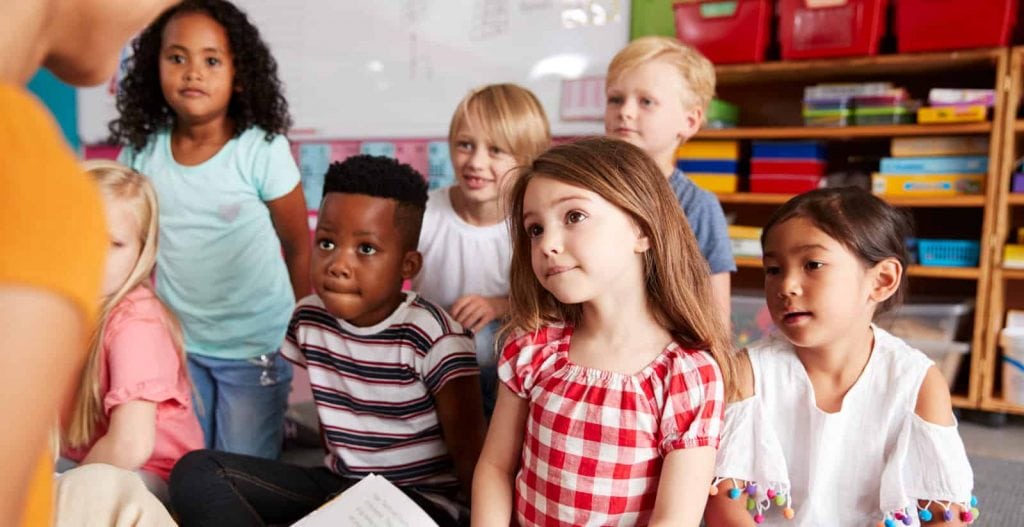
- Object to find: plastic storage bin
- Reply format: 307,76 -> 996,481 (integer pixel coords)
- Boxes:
878,299 -> 974,387
673,0 -> 772,64
999,329 -> 1024,404
917,239 -> 980,267
731,292 -> 774,347
896,0 -> 1017,53
778,0 -> 887,59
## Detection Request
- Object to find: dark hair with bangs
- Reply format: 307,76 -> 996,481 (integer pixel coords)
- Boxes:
761,187 -> 914,314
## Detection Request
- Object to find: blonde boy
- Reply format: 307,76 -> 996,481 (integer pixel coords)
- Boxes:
605,36 -> 735,319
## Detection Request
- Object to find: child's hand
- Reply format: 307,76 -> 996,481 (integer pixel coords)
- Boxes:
451,295 -> 508,333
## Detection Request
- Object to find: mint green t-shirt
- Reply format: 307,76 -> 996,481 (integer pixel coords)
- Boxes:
119,127 -> 300,360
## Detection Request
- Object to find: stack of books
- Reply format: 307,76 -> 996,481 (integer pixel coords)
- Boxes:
749,141 -> 826,194
677,140 -> 739,194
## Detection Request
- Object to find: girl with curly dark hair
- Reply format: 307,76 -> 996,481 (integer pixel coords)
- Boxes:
112,0 -> 311,461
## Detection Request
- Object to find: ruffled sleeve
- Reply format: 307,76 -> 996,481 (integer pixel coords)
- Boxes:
657,349 -> 725,454
497,326 -> 566,398
878,413 -> 977,524
102,297 -> 188,414
712,395 -> 796,521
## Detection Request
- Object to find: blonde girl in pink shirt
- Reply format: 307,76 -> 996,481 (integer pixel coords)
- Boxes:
61,160 -> 203,502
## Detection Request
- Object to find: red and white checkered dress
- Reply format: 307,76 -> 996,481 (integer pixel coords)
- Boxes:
498,324 -> 725,527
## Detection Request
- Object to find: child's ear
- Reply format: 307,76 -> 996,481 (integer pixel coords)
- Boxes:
678,105 -> 704,141
633,225 -> 651,254
402,250 -> 423,281
869,257 -> 902,304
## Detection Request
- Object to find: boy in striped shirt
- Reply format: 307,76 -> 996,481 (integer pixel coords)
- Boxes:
170,155 -> 486,527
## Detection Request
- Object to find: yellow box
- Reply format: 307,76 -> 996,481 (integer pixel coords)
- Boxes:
689,174 -> 737,194
917,105 -> 988,124
676,141 -> 739,160
728,225 -> 763,240
871,173 -> 984,196
1005,244 -> 1024,269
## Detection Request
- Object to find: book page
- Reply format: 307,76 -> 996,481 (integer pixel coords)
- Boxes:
293,474 -> 440,527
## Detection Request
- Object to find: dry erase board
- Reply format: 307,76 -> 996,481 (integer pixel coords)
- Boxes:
77,0 -> 629,143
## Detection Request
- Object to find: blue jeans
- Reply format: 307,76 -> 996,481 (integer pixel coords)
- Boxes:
188,352 -> 292,459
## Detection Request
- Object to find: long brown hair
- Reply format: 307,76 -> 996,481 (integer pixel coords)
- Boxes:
504,137 -> 737,395
64,160 -> 187,449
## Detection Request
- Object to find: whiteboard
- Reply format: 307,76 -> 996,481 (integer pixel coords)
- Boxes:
78,0 -> 629,143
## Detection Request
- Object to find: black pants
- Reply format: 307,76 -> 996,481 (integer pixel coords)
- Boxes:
169,450 -> 460,526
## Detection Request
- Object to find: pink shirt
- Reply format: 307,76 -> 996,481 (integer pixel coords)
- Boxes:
63,286 -> 203,480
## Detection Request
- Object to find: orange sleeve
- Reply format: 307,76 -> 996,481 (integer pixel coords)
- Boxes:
0,83 -> 106,323
0,84 -> 108,527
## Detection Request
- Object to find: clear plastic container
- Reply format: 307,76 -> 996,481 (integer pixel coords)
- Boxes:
876,299 -> 974,344
731,292 -> 774,348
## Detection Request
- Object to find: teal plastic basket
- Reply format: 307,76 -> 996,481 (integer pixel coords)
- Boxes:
918,239 -> 980,267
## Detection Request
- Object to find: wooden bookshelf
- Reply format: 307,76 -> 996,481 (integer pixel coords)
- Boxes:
715,48 -> 1005,86
697,123 -> 991,140
736,257 -> 980,280
716,193 -> 986,207
717,48 -> 1010,411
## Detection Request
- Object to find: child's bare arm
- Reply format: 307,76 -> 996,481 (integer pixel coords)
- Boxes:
81,400 -> 157,470
704,479 -> 757,527
472,384 -> 529,527
914,366 -> 970,526
434,375 -> 487,499
267,184 -> 312,299
649,446 -> 717,527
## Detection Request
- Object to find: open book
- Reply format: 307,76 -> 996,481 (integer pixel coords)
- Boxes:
292,474 -> 440,527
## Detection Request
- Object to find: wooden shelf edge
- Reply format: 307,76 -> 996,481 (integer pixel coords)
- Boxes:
717,193 -> 985,207
736,258 -> 978,279
979,398 -> 1024,416
1006,193 -> 1024,205
906,265 -> 980,279
715,49 -> 1004,85
1000,268 -> 1024,280
697,123 -> 991,140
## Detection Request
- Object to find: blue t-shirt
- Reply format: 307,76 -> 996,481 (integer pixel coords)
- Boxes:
669,168 -> 736,274
119,127 -> 300,360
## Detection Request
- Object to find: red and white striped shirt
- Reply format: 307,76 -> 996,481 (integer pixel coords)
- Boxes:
499,324 -> 725,526
282,292 -> 478,515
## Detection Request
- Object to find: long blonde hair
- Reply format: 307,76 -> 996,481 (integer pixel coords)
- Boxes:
448,83 -> 551,167
504,137 -> 737,396
64,160 -> 186,449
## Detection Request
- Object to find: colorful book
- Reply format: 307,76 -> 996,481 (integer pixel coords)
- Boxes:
879,156 -> 988,174
890,136 -> 989,157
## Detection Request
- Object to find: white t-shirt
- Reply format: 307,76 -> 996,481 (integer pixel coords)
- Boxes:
715,326 -> 974,526
412,186 -> 511,310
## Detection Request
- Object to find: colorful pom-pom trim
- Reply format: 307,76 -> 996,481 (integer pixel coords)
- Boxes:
710,477 -> 794,521
879,495 -> 979,526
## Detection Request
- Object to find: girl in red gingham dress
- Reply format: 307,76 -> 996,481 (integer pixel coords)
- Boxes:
472,137 -> 740,527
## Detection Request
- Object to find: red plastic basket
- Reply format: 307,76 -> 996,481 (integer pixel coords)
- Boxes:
896,0 -> 1017,53
673,0 -> 772,64
778,0 -> 888,59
